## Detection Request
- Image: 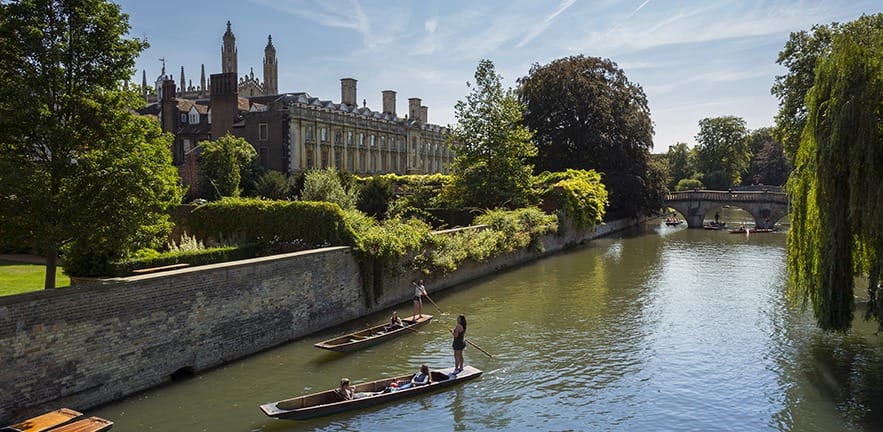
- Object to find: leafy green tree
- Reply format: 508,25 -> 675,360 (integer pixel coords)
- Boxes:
675,178 -> 703,191
0,0 -> 182,286
447,59 -> 537,209
199,134 -> 257,198
301,167 -> 358,210
518,55 -> 661,217
693,116 -> 750,188
254,170 -> 290,200
665,142 -> 693,189
743,127 -> 773,185
787,17 -> 883,331
749,133 -> 790,186
772,14 -> 883,161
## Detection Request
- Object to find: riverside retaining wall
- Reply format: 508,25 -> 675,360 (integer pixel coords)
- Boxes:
0,217 -> 639,423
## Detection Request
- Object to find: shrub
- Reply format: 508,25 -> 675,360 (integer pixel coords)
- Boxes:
357,176 -> 396,219
302,167 -> 359,210
534,169 -> 608,228
254,170 -> 290,200
413,207 -> 558,275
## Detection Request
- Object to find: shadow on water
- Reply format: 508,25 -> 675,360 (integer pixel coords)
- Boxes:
805,334 -> 883,431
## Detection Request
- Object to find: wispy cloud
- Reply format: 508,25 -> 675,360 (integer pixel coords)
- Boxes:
569,1 -> 834,55
251,0 -> 371,43
516,0 -> 576,48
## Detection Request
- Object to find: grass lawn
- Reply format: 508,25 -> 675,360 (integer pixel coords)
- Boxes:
0,260 -> 70,296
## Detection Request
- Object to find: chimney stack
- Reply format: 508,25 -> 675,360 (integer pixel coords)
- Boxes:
341,78 -> 357,106
420,106 -> 428,125
161,79 -> 177,133
408,98 -> 421,123
210,72 -> 238,139
382,90 -> 396,116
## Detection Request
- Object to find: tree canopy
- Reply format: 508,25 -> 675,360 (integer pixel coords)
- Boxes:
447,59 -> 537,209
664,142 -> 693,190
744,128 -> 789,186
786,15 -> 883,331
0,0 -> 182,285
693,116 -> 750,189
517,55 -> 662,217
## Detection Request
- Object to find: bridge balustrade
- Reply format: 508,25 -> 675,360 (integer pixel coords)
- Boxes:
663,190 -> 789,228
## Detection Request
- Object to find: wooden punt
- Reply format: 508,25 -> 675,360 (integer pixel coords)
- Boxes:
46,418 -> 112,432
313,315 -> 433,352
0,408 -> 81,432
259,366 -> 482,421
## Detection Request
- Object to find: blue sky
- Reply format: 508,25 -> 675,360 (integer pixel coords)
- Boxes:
120,0 -> 879,153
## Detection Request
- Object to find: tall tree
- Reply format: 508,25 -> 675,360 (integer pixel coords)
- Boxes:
772,14 -> 883,161
751,138 -> 790,187
787,17 -> 883,331
199,134 -> 257,198
693,116 -> 750,189
0,0 -> 182,287
743,127 -> 790,186
517,55 -> 660,217
447,59 -> 536,209
665,142 -> 693,189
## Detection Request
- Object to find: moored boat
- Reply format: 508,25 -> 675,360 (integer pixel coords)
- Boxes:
1,409 -> 80,432
44,418 -> 113,432
259,366 -> 482,420
314,315 -> 432,352
0,409 -> 112,432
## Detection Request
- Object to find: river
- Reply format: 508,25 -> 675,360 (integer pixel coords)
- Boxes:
92,210 -> 883,431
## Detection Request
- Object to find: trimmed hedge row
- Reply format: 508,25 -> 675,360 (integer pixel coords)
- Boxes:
188,198 -> 357,247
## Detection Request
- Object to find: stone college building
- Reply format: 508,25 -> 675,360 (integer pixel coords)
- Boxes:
139,21 -> 454,187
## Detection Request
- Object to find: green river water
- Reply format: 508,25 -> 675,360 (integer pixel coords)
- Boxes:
91,209 -> 883,431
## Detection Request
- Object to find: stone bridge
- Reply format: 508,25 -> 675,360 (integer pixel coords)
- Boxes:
665,190 -> 788,229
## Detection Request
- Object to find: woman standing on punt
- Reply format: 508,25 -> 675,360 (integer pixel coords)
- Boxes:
452,315 -> 467,373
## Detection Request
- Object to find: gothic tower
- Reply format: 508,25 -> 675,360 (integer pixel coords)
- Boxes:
221,21 -> 238,78
263,35 -> 278,95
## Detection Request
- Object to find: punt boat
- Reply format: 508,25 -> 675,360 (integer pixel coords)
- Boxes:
259,365 -> 482,420
0,409 -> 112,432
314,314 -> 432,352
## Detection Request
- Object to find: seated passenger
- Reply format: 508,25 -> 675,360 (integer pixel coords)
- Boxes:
335,377 -> 354,401
411,364 -> 432,387
385,310 -> 404,331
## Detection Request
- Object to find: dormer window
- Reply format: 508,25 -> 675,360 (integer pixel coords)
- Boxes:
188,107 -> 199,124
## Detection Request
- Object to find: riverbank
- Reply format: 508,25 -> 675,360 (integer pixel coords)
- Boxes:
0,216 -> 640,423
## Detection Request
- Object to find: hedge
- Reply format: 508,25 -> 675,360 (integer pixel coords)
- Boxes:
188,197 -> 357,247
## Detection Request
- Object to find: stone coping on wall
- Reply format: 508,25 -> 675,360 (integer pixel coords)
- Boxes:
0,246 -> 353,307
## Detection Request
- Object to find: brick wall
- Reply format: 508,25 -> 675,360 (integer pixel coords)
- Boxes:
0,217 -> 637,423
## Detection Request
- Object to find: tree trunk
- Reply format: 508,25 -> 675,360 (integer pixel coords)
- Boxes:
44,244 -> 58,290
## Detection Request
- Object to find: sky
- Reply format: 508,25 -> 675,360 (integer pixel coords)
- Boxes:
119,0 -> 879,153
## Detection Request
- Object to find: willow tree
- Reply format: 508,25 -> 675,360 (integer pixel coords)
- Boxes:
787,19 -> 883,331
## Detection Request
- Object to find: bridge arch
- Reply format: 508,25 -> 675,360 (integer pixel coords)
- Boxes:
665,190 -> 788,229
